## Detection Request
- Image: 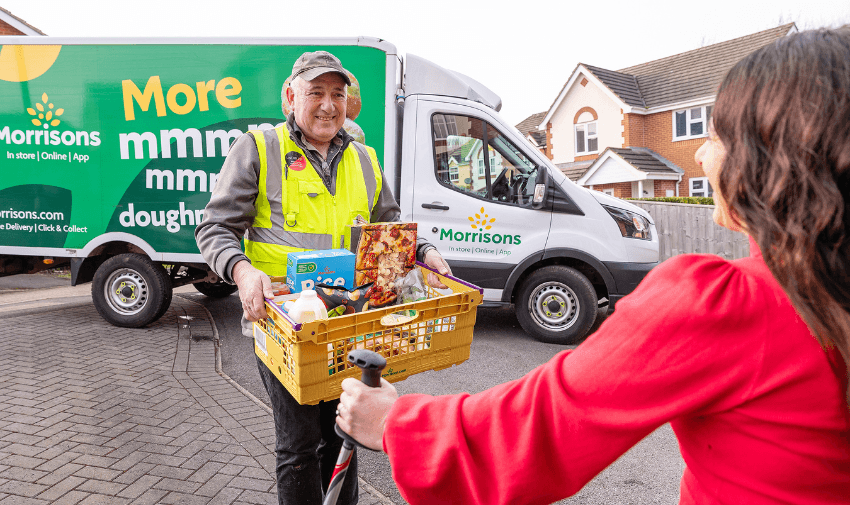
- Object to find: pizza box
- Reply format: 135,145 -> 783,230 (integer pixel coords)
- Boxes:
346,222 -> 417,306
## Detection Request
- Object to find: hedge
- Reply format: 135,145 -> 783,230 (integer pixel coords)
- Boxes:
624,196 -> 715,205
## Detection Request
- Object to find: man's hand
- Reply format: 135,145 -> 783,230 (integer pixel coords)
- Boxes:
337,377 -> 398,451
231,260 -> 273,321
423,248 -> 452,289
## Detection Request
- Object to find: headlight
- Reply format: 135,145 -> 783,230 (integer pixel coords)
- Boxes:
603,205 -> 652,240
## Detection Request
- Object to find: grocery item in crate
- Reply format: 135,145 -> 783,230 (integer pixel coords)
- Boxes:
380,309 -> 419,326
286,289 -> 329,323
327,316 -> 432,375
286,249 -> 355,293
348,222 -> 417,307
314,282 -> 373,314
327,305 -> 347,318
395,268 -> 428,304
269,276 -> 290,296
273,292 -> 299,306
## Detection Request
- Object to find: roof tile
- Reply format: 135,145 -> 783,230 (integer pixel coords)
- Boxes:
610,147 -> 680,174
617,23 -> 795,108
579,23 -> 795,110
515,111 -> 548,135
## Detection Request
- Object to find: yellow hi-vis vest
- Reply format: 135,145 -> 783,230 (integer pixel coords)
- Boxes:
244,124 -> 383,276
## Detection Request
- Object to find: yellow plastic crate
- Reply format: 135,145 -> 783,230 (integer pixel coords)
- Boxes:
253,263 -> 483,405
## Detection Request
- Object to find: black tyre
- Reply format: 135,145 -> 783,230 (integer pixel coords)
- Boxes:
516,265 -> 597,345
91,253 -> 173,328
194,280 -> 238,298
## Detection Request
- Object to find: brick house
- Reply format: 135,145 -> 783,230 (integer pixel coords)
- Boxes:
529,23 -> 796,198
0,6 -> 45,36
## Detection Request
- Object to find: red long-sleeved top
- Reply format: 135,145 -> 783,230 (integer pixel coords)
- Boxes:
384,240 -> 850,504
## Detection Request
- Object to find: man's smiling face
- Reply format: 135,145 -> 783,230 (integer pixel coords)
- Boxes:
287,73 -> 347,146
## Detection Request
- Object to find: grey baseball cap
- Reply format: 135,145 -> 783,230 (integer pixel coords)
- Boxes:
290,51 -> 351,85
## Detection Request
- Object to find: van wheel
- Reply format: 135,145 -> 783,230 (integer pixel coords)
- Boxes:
194,280 -> 238,298
516,266 -> 597,345
92,254 -> 173,328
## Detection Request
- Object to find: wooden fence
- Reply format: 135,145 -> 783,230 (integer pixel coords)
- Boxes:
628,201 -> 750,261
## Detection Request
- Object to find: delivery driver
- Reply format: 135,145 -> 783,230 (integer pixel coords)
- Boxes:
195,50 -> 451,505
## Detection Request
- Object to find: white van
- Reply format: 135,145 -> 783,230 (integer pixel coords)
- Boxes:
0,37 -> 657,342
399,55 -> 659,344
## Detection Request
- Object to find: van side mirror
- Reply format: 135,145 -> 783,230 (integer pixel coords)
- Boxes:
532,184 -> 546,204
531,168 -> 548,209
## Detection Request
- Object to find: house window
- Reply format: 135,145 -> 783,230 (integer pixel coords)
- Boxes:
673,105 -> 713,140
477,149 -> 498,178
575,121 -> 598,154
690,177 -> 714,197
449,163 -> 459,182
602,188 -> 614,196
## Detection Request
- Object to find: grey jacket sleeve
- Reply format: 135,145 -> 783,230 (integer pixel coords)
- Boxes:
369,166 -> 437,263
195,133 -> 261,284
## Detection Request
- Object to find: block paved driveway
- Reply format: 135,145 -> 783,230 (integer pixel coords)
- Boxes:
0,295 -> 391,505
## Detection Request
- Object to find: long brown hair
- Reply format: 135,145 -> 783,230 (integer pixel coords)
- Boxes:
713,26 -> 850,399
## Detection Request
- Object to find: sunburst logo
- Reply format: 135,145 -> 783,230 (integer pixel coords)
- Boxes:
26,93 -> 64,129
468,207 -> 496,230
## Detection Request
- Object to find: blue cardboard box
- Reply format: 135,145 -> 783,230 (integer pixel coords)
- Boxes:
286,249 -> 356,293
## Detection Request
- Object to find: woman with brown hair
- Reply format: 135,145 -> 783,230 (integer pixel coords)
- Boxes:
337,27 -> 850,504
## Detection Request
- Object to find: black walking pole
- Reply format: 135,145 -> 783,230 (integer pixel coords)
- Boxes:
323,349 -> 386,505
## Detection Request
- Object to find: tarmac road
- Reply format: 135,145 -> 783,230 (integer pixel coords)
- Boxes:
0,272 -> 685,504
196,291 -> 686,505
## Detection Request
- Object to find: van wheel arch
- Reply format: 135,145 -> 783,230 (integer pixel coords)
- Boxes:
504,250 -> 613,306
71,241 -> 147,285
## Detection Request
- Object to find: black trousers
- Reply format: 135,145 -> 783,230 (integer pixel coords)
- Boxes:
256,356 -> 358,505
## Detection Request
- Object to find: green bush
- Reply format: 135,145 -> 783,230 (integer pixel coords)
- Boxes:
624,196 -> 714,205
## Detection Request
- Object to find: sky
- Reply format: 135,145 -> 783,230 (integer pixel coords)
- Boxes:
3,0 -> 849,126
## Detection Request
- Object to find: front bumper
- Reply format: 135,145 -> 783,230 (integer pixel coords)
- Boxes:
603,260 -> 659,309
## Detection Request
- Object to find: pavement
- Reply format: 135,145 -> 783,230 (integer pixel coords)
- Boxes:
0,274 -> 394,505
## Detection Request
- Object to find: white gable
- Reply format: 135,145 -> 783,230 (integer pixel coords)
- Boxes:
583,156 -> 643,186
547,73 -> 625,164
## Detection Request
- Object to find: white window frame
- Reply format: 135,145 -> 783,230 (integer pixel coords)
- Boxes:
673,105 -> 713,141
602,188 -> 614,196
575,121 -> 598,155
449,163 -> 459,182
476,148 -> 498,178
689,176 -> 713,197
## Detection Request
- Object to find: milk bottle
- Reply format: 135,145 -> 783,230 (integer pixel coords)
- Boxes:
285,289 -> 328,323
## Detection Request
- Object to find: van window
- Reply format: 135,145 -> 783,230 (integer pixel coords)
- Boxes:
432,113 -> 539,206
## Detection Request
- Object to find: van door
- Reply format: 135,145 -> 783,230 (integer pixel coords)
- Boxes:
409,99 -> 552,302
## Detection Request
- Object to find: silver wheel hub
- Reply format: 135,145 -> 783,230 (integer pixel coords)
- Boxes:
528,282 -> 579,330
104,268 -> 149,316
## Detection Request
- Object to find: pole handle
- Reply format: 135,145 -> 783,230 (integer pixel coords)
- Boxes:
348,349 -> 386,387
335,349 -> 386,451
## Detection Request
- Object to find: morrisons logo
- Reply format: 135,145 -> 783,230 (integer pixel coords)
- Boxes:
1,92 -> 101,147
439,207 -> 521,245
439,228 -> 521,245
